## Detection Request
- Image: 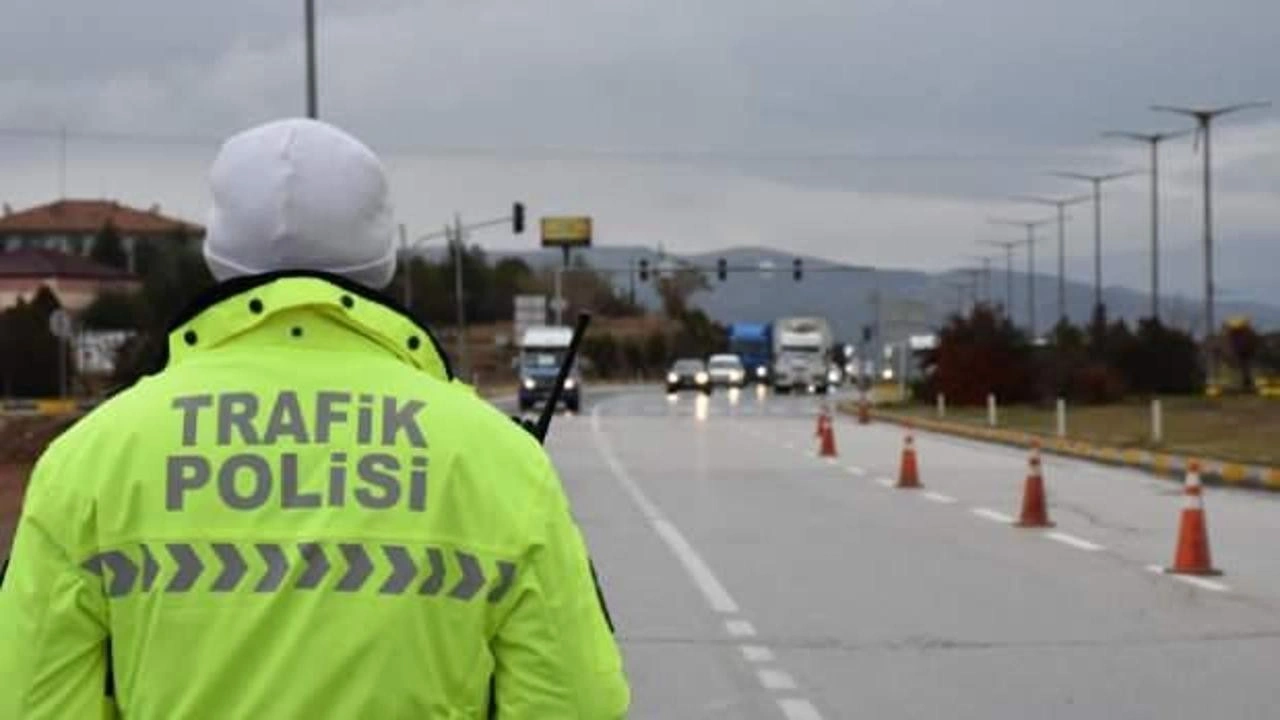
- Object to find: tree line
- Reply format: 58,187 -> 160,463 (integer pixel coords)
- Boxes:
1,236 -> 728,395
917,303 -> 1277,405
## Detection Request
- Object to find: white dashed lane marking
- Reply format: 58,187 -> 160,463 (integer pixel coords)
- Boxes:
970,507 -> 1016,524
921,491 -> 958,504
844,466 -> 866,476
740,645 -> 775,663
757,669 -> 798,691
726,619 -> 757,637
874,477 -> 895,488
1146,565 -> 1230,593
1047,531 -> 1105,552
778,698 -> 825,720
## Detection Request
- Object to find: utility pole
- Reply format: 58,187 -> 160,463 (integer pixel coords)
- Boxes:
304,0 -> 318,118
58,126 -> 67,198
1102,129 -> 1192,322
1012,194 -> 1090,325
982,239 -> 1020,321
965,255 -> 993,305
990,217 -> 1053,337
1049,170 -> 1137,321
1153,101 -> 1271,385
402,203 -> 526,381
398,223 -> 411,310
451,215 -> 470,379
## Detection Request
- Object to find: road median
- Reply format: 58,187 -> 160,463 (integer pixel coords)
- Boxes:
855,404 -> 1280,493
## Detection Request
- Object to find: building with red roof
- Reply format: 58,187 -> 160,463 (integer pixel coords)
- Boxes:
0,199 -> 203,311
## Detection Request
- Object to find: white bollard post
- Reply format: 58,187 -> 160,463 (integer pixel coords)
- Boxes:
987,393 -> 998,427
1151,398 -> 1163,443
1056,397 -> 1067,438
937,393 -> 946,419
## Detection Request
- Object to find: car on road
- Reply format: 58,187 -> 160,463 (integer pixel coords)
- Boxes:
666,358 -> 711,394
706,354 -> 747,388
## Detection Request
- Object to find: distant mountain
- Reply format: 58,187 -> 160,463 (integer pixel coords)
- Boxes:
426,244 -> 1280,339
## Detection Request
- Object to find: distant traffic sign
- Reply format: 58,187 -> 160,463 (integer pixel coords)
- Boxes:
540,216 -> 593,247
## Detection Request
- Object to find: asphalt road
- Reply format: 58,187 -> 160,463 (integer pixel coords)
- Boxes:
525,385 -> 1280,720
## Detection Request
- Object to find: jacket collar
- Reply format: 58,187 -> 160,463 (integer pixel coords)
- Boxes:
163,270 -> 454,381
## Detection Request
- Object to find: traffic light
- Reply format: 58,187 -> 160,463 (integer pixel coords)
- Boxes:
638,258 -> 650,282
792,258 -> 803,281
512,202 -> 525,234
717,257 -> 727,282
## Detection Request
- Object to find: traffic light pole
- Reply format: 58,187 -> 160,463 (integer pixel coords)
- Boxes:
407,204 -> 525,381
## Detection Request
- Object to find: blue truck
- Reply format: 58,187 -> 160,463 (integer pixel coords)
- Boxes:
727,322 -> 773,384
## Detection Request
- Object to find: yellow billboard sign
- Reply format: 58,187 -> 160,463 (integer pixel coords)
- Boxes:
540,216 -> 593,247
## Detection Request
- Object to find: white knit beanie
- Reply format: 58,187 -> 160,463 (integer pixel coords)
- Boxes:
203,118 -> 397,289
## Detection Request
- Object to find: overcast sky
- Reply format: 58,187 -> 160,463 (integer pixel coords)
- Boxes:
1,0 -> 1277,298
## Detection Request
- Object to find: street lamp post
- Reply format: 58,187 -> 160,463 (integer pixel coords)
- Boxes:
990,218 -> 1054,338
1152,101 -> 1271,383
964,254 -> 993,305
1101,130 -> 1192,322
982,239 -> 1020,322
304,0 -> 318,118
1049,171 -> 1138,320
1012,194 -> 1090,325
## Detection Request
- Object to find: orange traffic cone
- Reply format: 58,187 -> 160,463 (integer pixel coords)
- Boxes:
897,426 -> 921,488
857,400 -> 870,425
1015,441 -> 1054,528
818,413 -> 838,458
1168,460 -> 1221,576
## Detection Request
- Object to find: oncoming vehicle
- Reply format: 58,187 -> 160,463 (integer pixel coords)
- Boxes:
517,325 -> 581,412
666,358 -> 710,394
727,322 -> 772,383
707,354 -> 746,388
772,316 -> 834,394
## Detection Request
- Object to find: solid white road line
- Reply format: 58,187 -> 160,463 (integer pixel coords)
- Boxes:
740,645 -> 775,663
875,477 -> 895,488
1046,531 -> 1105,552
844,466 -> 866,476
726,619 -> 757,637
778,698 -> 825,720
757,669 -> 798,691
1146,565 -> 1230,592
922,491 -> 958,504
592,408 -> 741,614
970,507 -> 1015,524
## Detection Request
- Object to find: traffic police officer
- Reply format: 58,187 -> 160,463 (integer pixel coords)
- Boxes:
0,118 -> 630,718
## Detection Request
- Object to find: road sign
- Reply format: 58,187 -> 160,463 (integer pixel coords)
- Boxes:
49,309 -> 73,340
540,216 -> 593,247
514,295 -> 548,340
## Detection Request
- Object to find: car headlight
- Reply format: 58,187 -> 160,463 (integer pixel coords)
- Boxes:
756,366 -> 767,377
695,372 -> 709,385
667,372 -> 679,384
522,377 -> 536,390
730,370 -> 743,381
828,369 -> 840,383
564,378 -> 576,390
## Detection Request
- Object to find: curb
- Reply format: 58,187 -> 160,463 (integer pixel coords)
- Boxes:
861,408 -> 1280,493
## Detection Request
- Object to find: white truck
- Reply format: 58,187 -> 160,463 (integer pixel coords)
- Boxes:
771,316 -> 834,394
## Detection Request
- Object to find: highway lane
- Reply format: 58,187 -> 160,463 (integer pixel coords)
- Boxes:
538,387 -> 1280,719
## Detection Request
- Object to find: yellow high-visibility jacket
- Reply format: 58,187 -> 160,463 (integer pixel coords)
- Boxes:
0,272 -> 629,719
